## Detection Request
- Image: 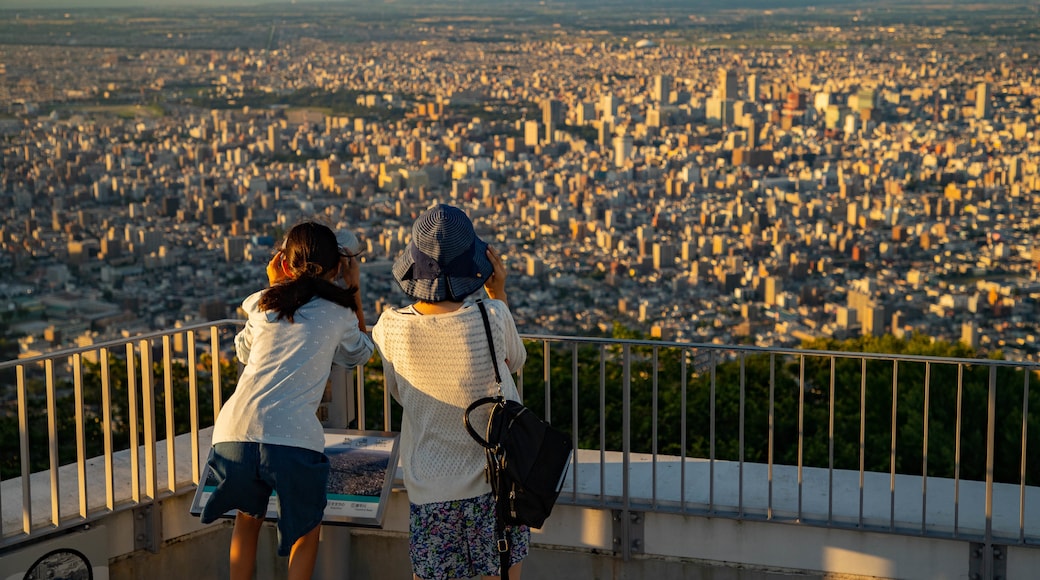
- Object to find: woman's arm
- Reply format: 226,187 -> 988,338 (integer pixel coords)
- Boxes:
333,309 -> 375,368
498,304 -> 526,373
484,246 -> 525,372
340,253 -> 367,332
483,245 -> 508,307
370,323 -> 401,403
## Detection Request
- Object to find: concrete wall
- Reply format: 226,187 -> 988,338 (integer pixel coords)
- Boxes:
8,488 -> 1040,580
6,436 -> 1040,580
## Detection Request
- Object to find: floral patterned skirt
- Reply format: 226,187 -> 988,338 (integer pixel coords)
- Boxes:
409,492 -> 530,580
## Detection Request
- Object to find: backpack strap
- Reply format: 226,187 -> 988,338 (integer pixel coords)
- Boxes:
476,299 -> 503,387
495,463 -> 512,578
477,298 -> 511,577
463,397 -> 501,448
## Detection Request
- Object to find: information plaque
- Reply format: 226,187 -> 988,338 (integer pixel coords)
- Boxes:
190,429 -> 400,528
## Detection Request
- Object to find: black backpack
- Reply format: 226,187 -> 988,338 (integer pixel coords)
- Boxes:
464,396 -> 573,528
463,300 -> 574,576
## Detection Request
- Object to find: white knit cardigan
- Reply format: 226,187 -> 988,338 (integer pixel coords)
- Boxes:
371,298 -> 526,505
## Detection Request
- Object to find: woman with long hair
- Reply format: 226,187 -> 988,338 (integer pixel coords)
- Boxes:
201,221 -> 373,580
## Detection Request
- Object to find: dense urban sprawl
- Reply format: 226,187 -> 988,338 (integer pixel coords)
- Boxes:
2,14 -> 1040,363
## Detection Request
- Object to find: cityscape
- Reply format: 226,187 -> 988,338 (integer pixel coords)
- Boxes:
2,0 -> 1040,366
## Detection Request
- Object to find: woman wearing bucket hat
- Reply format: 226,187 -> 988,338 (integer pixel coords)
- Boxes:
372,204 -> 528,580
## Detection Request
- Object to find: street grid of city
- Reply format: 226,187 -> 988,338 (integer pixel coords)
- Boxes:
2,1 -> 1040,364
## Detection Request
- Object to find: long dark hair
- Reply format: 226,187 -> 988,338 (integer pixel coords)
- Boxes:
259,222 -> 358,322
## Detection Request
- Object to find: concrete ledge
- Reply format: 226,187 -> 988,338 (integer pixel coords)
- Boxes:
5,432 -> 1040,579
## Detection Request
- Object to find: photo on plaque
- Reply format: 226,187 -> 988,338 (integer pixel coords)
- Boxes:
190,429 -> 400,528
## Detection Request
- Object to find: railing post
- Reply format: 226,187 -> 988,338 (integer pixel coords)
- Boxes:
163,335 -> 176,495
767,352 -> 775,521
102,347 -> 115,510
984,366 -> 997,579
797,354 -> 804,521
355,365 -> 366,430
187,333 -> 200,484
127,343 -> 140,504
828,355 -> 835,525
140,339 -> 157,501
73,352 -> 88,519
680,348 -> 688,513
709,349 -> 717,514
889,360 -> 899,530
45,358 -> 59,527
858,357 -> 867,528
17,364 -> 32,534
620,344 -> 631,561
210,329 -> 223,417
570,342 -> 579,501
323,363 -> 351,429
738,351 -> 745,518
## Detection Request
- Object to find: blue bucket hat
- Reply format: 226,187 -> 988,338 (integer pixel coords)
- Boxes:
392,204 -> 493,302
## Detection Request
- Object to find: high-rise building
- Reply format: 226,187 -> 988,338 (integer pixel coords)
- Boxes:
526,256 -> 545,277
653,74 -> 673,103
542,99 -> 563,143
764,276 -> 782,306
975,82 -> 991,119
747,74 -> 758,102
718,67 -> 737,102
961,321 -> 979,349
613,134 -> 633,167
652,243 -> 677,269
268,125 -> 281,153
600,94 -> 618,122
598,120 -> 613,147
576,101 -> 596,125
524,120 -> 541,147
223,236 -> 248,262
646,107 -> 662,128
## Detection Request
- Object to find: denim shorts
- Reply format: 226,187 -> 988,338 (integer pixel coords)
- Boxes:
200,442 -> 329,557
409,493 -> 530,580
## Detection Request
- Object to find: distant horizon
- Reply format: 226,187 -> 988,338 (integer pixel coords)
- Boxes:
1,0 -> 1035,11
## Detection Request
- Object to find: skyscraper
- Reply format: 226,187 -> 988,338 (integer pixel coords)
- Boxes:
653,74 -> 673,103
576,101 -> 596,125
524,120 -> 541,147
542,98 -> 563,143
975,82 -> 991,119
613,134 -> 633,167
267,125 -> 281,153
598,120 -> 613,147
718,67 -> 737,102
600,94 -> 618,122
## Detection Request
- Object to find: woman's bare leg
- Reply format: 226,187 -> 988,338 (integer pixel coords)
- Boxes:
483,561 -> 522,580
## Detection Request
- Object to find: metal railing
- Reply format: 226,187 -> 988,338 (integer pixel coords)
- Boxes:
506,336 -> 1039,552
0,320 -> 240,549
2,321 -> 1038,559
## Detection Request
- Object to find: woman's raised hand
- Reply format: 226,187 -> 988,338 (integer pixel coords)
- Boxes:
484,245 -> 508,306
340,255 -> 361,291
267,251 -> 288,286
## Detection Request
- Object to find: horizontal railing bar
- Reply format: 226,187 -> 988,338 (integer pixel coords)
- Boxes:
516,333 -> 1040,369
8,325 -> 1035,372
0,319 -> 245,370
